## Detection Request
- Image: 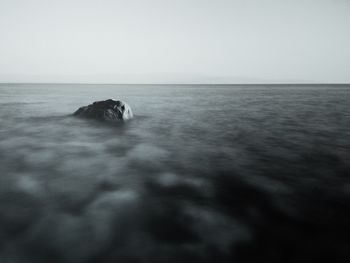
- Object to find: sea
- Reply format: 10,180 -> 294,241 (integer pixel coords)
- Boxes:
0,83 -> 350,263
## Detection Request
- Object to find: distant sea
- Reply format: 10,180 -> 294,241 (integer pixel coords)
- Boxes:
0,84 -> 350,263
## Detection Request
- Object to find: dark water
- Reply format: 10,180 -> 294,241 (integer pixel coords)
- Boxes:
0,84 -> 350,262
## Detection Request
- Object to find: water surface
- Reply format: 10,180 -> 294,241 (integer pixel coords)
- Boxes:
0,84 -> 350,262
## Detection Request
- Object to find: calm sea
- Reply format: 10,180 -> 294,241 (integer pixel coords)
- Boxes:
0,84 -> 350,262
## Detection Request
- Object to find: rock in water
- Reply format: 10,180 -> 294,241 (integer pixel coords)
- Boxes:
74,99 -> 133,121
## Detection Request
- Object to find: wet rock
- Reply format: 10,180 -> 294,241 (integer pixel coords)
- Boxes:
74,99 -> 133,121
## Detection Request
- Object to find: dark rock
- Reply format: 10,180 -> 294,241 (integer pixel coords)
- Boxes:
73,99 -> 133,121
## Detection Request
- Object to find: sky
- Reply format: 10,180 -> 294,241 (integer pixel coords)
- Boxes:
0,0 -> 349,84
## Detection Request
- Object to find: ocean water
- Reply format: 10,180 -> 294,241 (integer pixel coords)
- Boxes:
0,84 -> 350,262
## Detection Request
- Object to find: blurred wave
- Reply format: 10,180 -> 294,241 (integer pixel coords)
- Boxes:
0,84 -> 350,262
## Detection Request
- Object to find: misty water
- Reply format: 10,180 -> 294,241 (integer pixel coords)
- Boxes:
0,84 -> 350,262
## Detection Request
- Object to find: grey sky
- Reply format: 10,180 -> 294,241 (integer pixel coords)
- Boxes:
0,0 -> 349,83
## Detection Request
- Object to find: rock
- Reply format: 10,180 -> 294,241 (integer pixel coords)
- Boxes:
74,99 -> 133,121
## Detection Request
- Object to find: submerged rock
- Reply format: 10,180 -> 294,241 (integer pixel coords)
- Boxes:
74,99 -> 133,121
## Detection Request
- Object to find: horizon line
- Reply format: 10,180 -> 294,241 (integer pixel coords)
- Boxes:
0,82 -> 350,86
